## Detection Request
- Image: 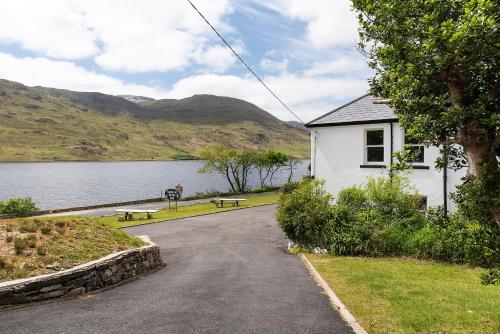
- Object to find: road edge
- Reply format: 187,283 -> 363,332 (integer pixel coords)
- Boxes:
298,253 -> 368,334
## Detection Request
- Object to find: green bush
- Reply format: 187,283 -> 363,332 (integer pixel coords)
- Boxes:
325,176 -> 424,256
480,268 -> 500,285
408,211 -> 500,267
276,180 -> 333,247
336,186 -> 368,211
324,206 -> 382,255
277,175 -> 499,268
0,197 -> 39,216
280,182 -> 299,194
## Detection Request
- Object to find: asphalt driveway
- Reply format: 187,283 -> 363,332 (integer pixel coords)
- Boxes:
0,205 -> 353,334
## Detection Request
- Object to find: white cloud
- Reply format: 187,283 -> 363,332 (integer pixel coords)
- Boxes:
0,0 -> 235,73
193,45 -> 240,73
260,58 -> 289,73
304,55 -> 369,77
166,73 -> 368,121
0,1 -> 98,59
247,0 -> 359,49
0,53 -> 167,97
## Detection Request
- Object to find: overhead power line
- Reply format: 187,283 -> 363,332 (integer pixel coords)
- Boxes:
185,0 -> 304,123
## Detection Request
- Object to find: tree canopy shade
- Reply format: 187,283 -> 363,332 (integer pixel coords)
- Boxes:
352,0 -> 500,226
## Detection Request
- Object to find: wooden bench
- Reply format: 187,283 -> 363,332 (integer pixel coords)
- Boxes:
115,209 -> 159,221
211,198 -> 246,208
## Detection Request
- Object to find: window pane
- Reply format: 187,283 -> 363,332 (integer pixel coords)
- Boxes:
405,135 -> 420,145
408,146 -> 424,163
367,130 -> 384,145
367,147 -> 384,162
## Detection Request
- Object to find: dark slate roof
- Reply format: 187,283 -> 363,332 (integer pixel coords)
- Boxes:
305,94 -> 398,127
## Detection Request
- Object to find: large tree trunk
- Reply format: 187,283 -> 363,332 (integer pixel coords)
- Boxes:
457,123 -> 500,227
448,77 -> 500,227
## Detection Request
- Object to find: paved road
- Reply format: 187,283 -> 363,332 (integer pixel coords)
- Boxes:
0,205 -> 353,334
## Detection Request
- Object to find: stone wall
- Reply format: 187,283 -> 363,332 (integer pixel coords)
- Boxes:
0,237 -> 165,307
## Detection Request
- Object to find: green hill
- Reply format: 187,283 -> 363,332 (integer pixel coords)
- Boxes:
0,79 -> 309,161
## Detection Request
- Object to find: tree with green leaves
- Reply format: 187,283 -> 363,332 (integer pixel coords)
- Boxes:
352,0 -> 499,226
284,156 -> 301,183
198,144 -> 254,193
231,150 -> 254,193
253,151 -> 272,188
265,150 -> 289,186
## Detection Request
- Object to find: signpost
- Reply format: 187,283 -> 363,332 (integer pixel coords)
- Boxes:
165,188 -> 181,211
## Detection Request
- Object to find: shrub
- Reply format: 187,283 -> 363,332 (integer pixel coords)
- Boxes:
40,226 -> 52,235
6,234 -> 13,242
364,176 -> 420,217
324,206 -> 382,255
481,268 -> 500,285
277,175 -> 499,268
0,256 -> 5,269
325,176 -> 424,256
19,221 -> 38,233
0,197 -> 39,216
276,180 -> 333,247
36,246 -> 47,256
26,234 -> 37,248
14,238 -> 28,255
280,182 -> 299,194
336,186 -> 368,211
408,211 -> 500,267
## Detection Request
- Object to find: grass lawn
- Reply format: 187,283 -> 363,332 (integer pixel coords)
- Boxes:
306,255 -> 500,334
94,193 -> 280,228
0,217 -> 145,280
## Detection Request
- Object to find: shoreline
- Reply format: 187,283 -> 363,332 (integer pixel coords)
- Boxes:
0,158 -> 312,164
0,159 -> 202,164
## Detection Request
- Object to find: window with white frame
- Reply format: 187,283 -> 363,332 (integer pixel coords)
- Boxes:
365,129 -> 384,163
404,135 -> 425,163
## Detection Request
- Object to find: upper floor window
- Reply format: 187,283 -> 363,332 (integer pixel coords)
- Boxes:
365,129 -> 384,162
405,135 -> 425,163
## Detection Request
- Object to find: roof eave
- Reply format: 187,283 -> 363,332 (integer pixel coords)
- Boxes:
305,118 -> 399,128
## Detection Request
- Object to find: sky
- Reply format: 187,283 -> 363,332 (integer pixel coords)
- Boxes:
0,0 -> 372,122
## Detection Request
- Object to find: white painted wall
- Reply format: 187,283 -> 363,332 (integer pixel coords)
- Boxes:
310,122 -> 465,211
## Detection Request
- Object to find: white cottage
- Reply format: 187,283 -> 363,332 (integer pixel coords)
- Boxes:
305,94 -> 465,211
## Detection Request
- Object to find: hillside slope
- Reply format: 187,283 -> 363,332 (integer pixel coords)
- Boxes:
0,79 -> 309,161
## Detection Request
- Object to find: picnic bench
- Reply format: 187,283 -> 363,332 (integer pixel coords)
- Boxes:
115,209 -> 159,221
212,198 -> 246,208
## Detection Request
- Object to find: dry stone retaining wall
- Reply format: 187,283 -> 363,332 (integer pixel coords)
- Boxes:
0,236 -> 165,307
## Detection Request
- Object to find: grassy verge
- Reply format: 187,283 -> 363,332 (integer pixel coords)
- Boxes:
306,255 -> 500,334
95,193 -> 280,228
0,217 -> 145,280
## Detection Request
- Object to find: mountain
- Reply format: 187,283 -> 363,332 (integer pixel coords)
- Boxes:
0,79 -> 309,161
286,121 -> 310,133
118,95 -> 156,103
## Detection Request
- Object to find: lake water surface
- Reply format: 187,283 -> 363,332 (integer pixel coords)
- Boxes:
0,160 -> 309,209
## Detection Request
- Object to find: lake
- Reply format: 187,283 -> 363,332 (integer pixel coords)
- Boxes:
0,160 -> 309,210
